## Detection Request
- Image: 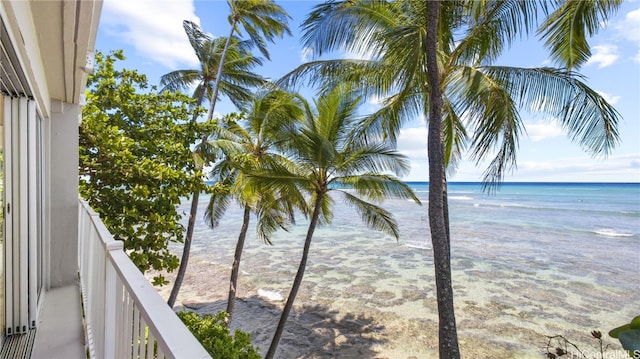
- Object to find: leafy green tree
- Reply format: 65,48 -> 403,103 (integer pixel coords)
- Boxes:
160,20 -> 266,308
204,89 -> 305,324
261,86 -> 421,359
80,50 -> 210,285
178,311 -> 261,359
281,1 -> 622,357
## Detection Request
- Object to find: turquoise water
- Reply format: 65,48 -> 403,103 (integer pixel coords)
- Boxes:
172,182 -> 639,357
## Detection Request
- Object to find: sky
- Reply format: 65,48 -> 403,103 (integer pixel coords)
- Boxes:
96,0 -> 640,183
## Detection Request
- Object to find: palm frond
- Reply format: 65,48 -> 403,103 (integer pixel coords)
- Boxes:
560,80 -> 620,155
183,20 -> 212,63
244,160 -> 312,218
481,66 -> 620,155
302,0 -> 397,58
254,193 -> 296,244
450,65 -> 523,189
356,88 -> 425,145
337,174 -> 421,204
338,143 -> 412,178
318,192 -> 334,226
159,70 -> 201,93
204,185 -> 232,228
341,191 -> 400,240
442,96 -> 468,171
454,1 -> 540,65
229,0 -> 292,60
537,0 -> 622,69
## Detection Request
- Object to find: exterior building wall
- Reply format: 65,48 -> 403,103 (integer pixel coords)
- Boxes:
1,0 -> 102,308
49,100 -> 79,287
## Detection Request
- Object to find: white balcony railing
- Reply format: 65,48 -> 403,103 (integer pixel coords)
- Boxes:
78,199 -> 210,359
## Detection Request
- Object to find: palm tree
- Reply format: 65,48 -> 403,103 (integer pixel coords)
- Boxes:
160,20 -> 266,308
162,0 -> 291,306
206,0 -> 291,120
203,89 -> 305,325
425,2 -> 462,356
161,21 -> 266,115
279,1 -> 622,357
258,86 -> 421,359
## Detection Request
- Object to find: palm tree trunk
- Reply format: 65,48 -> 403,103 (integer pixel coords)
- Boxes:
168,190 -> 200,308
207,21 -> 237,121
168,21 -> 235,308
168,93 -> 207,308
225,205 -> 251,325
443,175 -> 451,251
265,193 -> 323,359
426,1 -> 460,358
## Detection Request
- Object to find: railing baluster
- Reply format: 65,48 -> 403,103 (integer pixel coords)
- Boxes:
139,316 -> 147,359
146,328 -> 155,359
132,305 -> 141,359
78,199 -> 209,359
126,291 -> 134,357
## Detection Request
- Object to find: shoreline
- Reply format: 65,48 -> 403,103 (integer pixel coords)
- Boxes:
149,254 -> 629,359
151,185 -> 638,358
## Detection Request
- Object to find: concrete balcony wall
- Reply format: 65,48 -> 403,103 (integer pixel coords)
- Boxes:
49,101 -> 79,287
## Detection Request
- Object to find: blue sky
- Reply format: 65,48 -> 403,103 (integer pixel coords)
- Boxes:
96,0 -> 640,183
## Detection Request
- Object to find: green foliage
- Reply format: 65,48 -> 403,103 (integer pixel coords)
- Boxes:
79,50 -> 214,285
610,316 -> 640,357
177,311 -> 260,359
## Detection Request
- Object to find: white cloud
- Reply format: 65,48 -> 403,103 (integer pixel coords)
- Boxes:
616,8 -> 640,42
613,7 -> 640,63
394,126 -> 429,180
596,91 -> 621,105
514,153 -> 640,182
586,44 -> 619,68
100,0 -> 201,69
397,126 -> 428,161
525,121 -> 563,142
450,152 -> 640,182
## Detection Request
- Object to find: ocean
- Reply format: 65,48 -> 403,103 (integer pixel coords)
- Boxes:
167,182 -> 639,358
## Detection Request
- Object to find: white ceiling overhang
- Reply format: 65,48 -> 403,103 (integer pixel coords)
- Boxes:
1,0 -> 102,117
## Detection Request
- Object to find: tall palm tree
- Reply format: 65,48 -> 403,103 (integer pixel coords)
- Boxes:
206,0 -> 291,120
160,20 -> 266,308
203,89 -> 305,325
163,0 -> 291,306
279,1 -> 622,357
258,86 -> 421,359
425,2 -> 462,356
162,21 -> 266,115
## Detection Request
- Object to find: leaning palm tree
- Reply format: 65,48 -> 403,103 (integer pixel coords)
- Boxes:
280,1 -> 622,357
160,20 -> 266,308
163,0 -> 291,306
258,86 -> 421,359
204,89 -> 306,325
161,21 -> 266,115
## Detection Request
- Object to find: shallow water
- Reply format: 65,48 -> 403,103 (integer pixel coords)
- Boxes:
165,182 -> 639,358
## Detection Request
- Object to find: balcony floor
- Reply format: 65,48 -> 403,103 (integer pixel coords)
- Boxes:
31,284 -> 84,358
